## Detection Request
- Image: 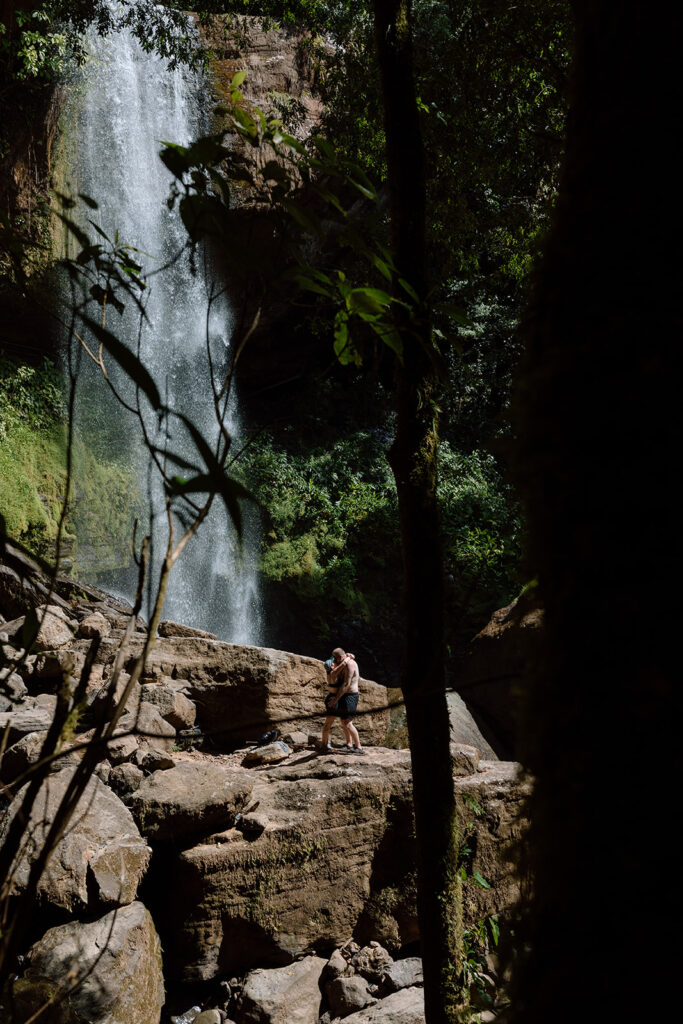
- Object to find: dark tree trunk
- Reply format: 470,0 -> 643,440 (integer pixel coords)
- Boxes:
511,4 -> 681,1021
373,3 -> 462,1022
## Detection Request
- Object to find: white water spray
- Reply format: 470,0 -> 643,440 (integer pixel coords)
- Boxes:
63,8 -> 263,643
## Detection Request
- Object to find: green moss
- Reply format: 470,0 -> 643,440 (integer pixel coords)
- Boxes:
0,418 -> 71,556
0,355 -> 142,570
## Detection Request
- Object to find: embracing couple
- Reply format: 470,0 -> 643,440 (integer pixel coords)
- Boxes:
320,647 -> 363,754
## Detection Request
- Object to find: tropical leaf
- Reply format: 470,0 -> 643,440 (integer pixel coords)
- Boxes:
80,316 -> 162,410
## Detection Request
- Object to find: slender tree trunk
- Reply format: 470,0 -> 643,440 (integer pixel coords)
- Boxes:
511,4 -> 681,1022
372,3 -> 462,1021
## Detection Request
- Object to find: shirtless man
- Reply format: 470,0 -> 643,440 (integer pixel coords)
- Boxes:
320,647 -> 363,753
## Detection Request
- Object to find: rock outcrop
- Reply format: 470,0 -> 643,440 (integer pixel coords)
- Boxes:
11,902 -> 164,1024
1,766 -> 151,912
68,634 -> 391,749
455,591 -> 544,758
237,956 -> 326,1024
128,762 -> 254,841
1,543 -> 524,1023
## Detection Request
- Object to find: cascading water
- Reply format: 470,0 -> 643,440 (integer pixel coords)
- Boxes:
61,6 -> 263,643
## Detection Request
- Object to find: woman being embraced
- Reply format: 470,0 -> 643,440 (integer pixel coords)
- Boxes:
320,647 -> 363,754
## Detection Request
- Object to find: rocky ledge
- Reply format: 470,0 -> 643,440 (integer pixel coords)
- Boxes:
0,545 -> 526,1023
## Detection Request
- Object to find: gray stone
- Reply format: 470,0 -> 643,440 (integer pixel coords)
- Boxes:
135,700 -> 176,751
140,681 -> 197,729
0,704 -> 54,745
12,901 -> 164,1024
326,975 -> 376,1018
451,743 -> 481,776
139,749 -> 176,772
350,944 -> 393,982
323,948 -> 353,983
76,610 -> 112,639
239,956 -> 326,1024
380,958 -> 423,994
240,811 -> 268,836
107,732 -> 139,765
29,604 -> 76,651
34,647 -> 84,681
109,762 -> 145,797
128,761 -> 254,840
446,691 -> 499,761
0,631 -> 8,643
94,758 -> 112,783
283,730 -> 308,748
242,740 -> 292,766
194,1012 -> 225,1024
0,765 -> 150,911
341,987 -> 425,1024
102,636 -> 390,748
0,730 -> 82,784
0,667 -> 27,701
90,673 -> 141,723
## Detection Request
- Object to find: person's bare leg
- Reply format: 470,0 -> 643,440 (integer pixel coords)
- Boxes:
346,720 -> 362,749
321,716 -> 335,748
341,719 -> 353,746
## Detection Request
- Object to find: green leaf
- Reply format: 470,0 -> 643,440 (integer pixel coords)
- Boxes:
312,136 -> 335,160
231,70 -> 247,88
333,311 -> 362,366
372,255 -> 392,282
346,287 -> 392,316
277,132 -> 306,154
292,274 -> 332,298
471,869 -> 491,890
370,321 -> 404,361
399,277 -> 420,303
80,316 -> 162,411
159,142 -> 191,179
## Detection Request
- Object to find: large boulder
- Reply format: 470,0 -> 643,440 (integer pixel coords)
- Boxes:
26,604 -> 76,651
455,592 -> 544,758
326,975 -> 376,1018
0,766 -> 151,912
127,761 -> 254,841
454,760 -> 530,924
160,750 -> 417,982
380,958 -> 424,994
70,636 -> 390,748
158,749 -> 525,984
342,987 -> 425,1024
446,692 -> 499,760
238,956 -> 326,1024
140,679 -> 197,729
11,901 -> 164,1024
0,698 -> 56,746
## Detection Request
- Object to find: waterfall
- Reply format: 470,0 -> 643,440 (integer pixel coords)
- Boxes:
62,8 -> 263,644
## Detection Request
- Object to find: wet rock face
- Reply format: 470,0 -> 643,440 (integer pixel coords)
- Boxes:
12,902 -> 164,1024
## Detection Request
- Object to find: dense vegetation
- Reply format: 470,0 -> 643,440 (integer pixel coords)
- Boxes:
0,0 -> 568,668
